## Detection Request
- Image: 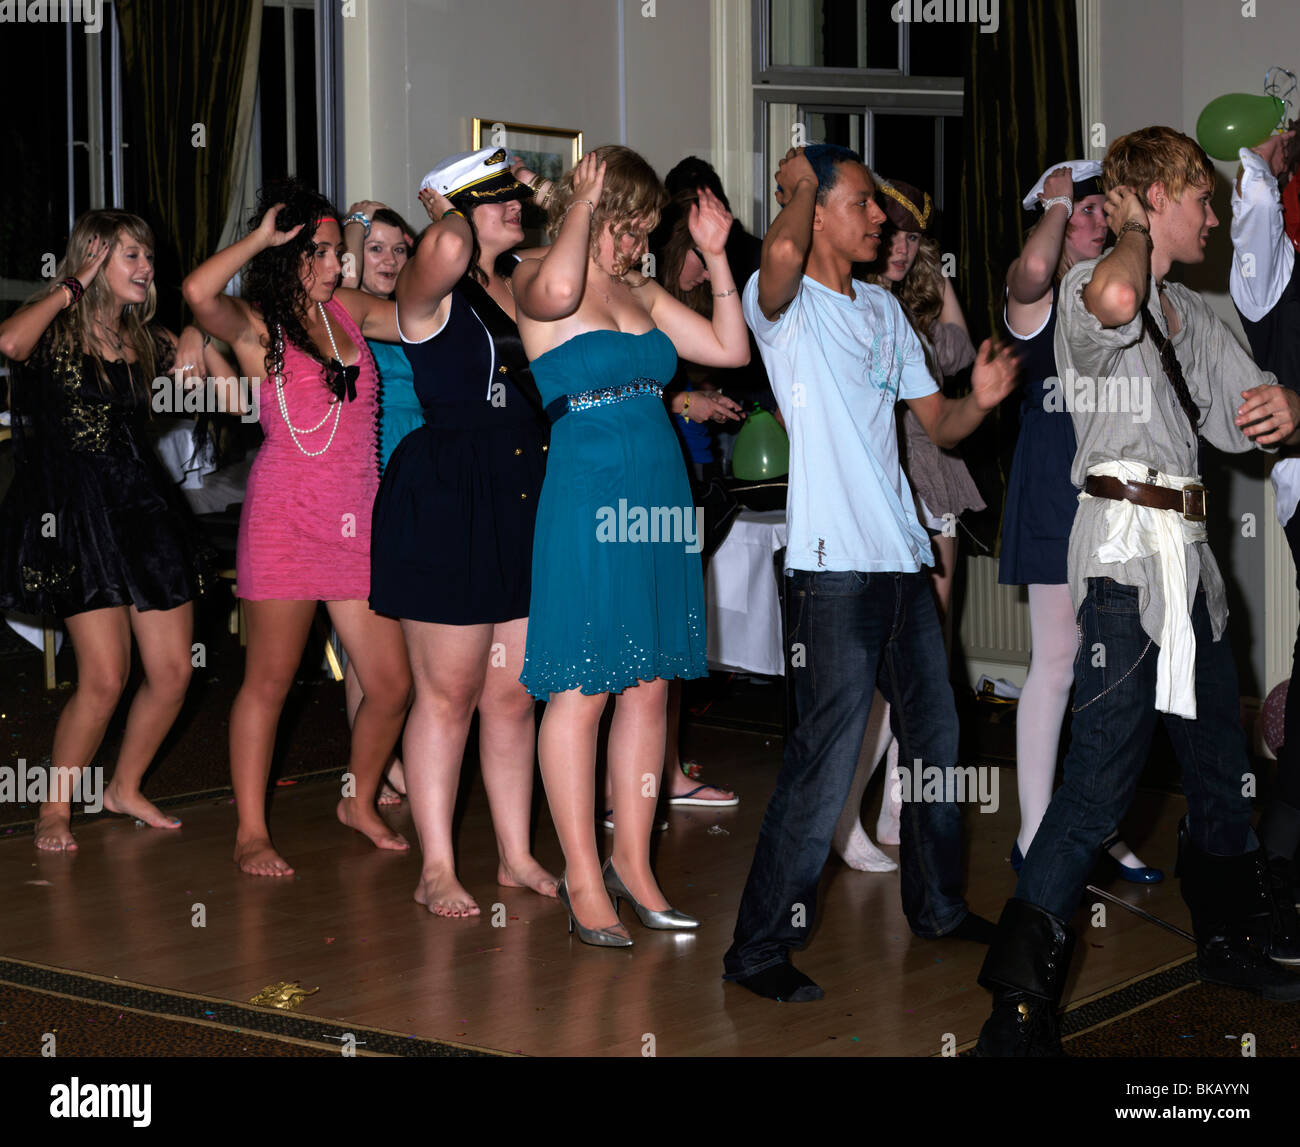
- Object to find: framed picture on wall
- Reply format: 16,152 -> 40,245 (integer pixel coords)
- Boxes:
472,119 -> 584,241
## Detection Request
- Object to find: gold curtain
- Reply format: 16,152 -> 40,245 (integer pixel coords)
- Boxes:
117,0 -> 261,328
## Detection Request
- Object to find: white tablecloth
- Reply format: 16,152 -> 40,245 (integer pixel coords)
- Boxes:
706,509 -> 788,677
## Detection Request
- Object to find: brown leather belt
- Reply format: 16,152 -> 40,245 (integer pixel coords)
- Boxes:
1084,475 -> 1207,522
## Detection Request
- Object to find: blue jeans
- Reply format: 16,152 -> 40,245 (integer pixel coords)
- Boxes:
723,569 -> 971,980
1015,577 -> 1255,921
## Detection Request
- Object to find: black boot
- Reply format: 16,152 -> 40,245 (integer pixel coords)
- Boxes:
975,898 -> 1074,1057
1177,819 -> 1300,999
1258,798 -> 1300,908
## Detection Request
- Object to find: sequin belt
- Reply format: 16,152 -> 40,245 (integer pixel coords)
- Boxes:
545,378 -> 662,424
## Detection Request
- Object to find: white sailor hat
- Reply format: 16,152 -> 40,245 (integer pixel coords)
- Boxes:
1021,159 -> 1104,210
420,147 -> 530,205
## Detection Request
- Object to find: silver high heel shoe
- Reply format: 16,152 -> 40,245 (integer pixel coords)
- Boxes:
557,875 -> 633,948
602,858 -> 699,930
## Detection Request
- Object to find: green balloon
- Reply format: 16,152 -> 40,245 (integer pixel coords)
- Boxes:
1196,93 -> 1285,160
732,408 -> 789,479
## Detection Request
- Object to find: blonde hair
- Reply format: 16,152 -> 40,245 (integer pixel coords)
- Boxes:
868,234 -> 944,337
1103,126 -> 1216,210
547,145 -> 667,277
33,210 -> 160,395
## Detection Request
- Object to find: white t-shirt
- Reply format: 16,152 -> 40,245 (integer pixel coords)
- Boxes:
742,271 -> 938,573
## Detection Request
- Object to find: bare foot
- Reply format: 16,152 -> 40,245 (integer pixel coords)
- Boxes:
414,868 -> 481,918
34,811 -> 77,852
235,837 -> 295,876
377,759 -> 407,806
103,784 -> 182,828
336,797 -> 409,851
498,856 -> 559,898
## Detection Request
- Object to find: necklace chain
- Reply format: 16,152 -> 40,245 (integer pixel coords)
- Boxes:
273,302 -> 349,457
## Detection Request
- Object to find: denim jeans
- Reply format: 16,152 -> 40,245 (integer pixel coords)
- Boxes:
1015,577 -> 1255,921
723,569 -> 971,980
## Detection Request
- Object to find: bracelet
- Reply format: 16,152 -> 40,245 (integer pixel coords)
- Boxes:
1040,195 -> 1073,218
343,211 -> 371,236
1118,219 -> 1152,244
57,277 -> 84,307
439,208 -> 466,222
682,392 -> 691,422
712,287 -> 737,298
564,199 -> 595,219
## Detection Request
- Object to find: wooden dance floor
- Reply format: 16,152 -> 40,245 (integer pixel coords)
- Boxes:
0,723 -> 1198,1057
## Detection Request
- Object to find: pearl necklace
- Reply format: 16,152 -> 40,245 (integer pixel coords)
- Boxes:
273,302 -> 349,457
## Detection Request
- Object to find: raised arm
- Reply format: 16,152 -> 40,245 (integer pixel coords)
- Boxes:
0,236 -> 110,362
1006,166 -> 1073,311
182,204 -> 300,349
339,200 -> 385,289
512,153 -> 606,322
334,286 -> 399,343
394,187 -> 473,328
757,148 -> 817,321
1081,185 -> 1151,328
1230,134 -> 1295,321
646,189 -> 748,367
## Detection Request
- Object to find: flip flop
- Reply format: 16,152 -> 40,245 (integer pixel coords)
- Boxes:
669,783 -> 739,808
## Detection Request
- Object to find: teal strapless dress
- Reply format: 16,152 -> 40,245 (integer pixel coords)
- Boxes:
368,338 -> 423,472
520,328 -> 708,698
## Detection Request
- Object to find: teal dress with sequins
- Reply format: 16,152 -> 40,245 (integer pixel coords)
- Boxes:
520,328 -> 708,698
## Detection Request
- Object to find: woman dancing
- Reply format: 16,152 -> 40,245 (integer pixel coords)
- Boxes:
339,199 -> 420,805
182,179 -> 412,876
370,147 -> 557,917
0,210 -> 210,850
513,147 -> 750,945
999,161 -> 1160,882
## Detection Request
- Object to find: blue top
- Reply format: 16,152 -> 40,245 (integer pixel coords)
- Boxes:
742,272 -> 937,573
368,338 -> 421,470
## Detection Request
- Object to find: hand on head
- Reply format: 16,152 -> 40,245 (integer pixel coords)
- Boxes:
418,186 -> 456,223
1039,166 -> 1075,203
570,151 -> 607,206
74,234 -> 112,287
256,203 -> 305,248
1103,185 -> 1149,236
345,200 -> 386,219
774,147 -> 816,207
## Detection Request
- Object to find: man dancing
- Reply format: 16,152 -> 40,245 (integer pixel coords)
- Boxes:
977,126 -> 1300,1057
724,144 -> 1018,1003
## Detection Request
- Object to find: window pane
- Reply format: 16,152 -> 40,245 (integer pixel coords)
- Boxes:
768,0 -> 898,71
258,12 -> 287,180
870,112 -> 938,197
804,109 -> 865,155
906,16 -> 968,77
293,7 -> 318,190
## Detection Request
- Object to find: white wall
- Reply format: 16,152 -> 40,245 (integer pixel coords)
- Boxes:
342,0 -> 712,227
1094,0 -> 1295,697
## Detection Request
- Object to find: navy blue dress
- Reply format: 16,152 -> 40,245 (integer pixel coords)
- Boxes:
998,287 -> 1079,586
369,277 -> 548,624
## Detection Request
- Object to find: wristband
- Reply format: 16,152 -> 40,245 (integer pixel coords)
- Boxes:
57,277 -> 85,307
712,287 -> 737,299
1040,195 -> 1073,218
1118,219 -> 1151,244
343,211 -> 371,236
564,199 -> 595,219
439,208 -> 465,223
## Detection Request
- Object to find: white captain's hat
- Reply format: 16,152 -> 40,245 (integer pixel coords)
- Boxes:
1021,159 -> 1104,210
420,147 -> 530,205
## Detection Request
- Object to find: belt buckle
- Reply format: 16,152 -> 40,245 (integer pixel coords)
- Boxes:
1181,483 -> 1207,522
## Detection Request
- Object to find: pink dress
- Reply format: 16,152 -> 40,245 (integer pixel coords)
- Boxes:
236,296 -> 380,600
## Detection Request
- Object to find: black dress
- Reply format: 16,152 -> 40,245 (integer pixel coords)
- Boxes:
0,328 -> 208,618
369,275 -> 548,624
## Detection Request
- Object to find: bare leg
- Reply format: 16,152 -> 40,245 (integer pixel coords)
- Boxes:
101,602 -> 194,827
404,620 -> 490,917
38,608 -> 132,851
327,599 -> 411,850
477,616 -> 556,898
608,677 -> 672,911
538,687 -> 626,936
832,689 -> 897,869
230,599 -> 316,875
346,659 -> 407,805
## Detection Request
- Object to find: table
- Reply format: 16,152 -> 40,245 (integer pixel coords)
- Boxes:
705,508 -> 788,677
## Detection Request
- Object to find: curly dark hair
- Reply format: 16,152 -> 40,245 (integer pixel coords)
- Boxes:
242,177 -> 339,390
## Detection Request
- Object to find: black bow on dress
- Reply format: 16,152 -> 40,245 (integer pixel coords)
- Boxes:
325,358 -> 359,402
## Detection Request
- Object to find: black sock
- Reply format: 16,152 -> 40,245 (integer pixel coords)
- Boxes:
733,963 -> 824,1002
945,912 -> 998,945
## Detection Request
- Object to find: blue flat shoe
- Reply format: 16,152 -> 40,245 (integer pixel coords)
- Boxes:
1102,834 -> 1164,883
1010,841 -> 1024,873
